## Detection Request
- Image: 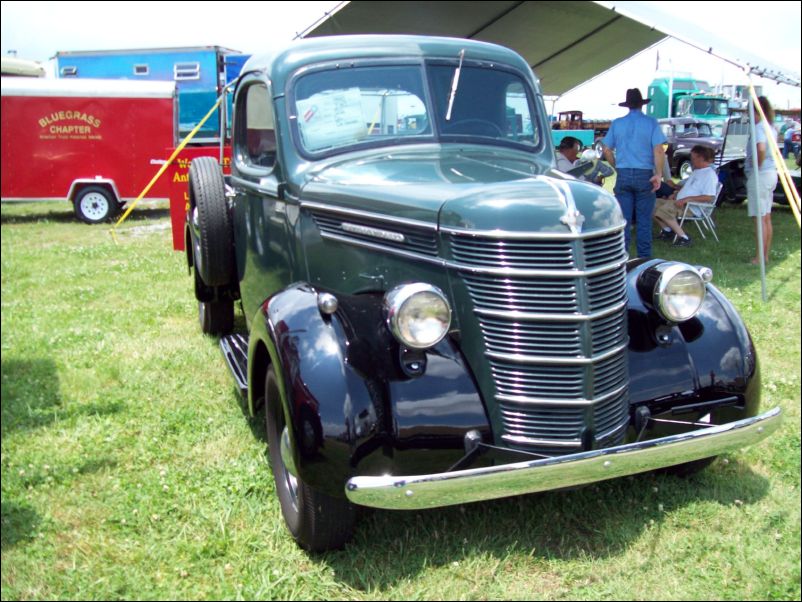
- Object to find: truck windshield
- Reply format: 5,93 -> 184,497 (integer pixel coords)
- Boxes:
696,123 -> 714,137
294,65 -> 432,154
292,62 -> 540,155
692,98 -> 729,117
428,64 -> 539,148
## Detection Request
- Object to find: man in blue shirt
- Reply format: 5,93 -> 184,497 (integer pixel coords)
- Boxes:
602,89 -> 667,258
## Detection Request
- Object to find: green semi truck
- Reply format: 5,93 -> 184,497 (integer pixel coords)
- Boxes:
646,76 -> 730,134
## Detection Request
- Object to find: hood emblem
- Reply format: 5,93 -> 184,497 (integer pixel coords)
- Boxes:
538,176 -> 586,235
560,209 -> 585,234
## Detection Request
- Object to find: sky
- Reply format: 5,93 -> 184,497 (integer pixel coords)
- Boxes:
1,0 -> 800,119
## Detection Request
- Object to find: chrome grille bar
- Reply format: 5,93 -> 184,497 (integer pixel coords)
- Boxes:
451,226 -> 629,451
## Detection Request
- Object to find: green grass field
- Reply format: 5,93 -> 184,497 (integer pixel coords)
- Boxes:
2,196 -> 800,600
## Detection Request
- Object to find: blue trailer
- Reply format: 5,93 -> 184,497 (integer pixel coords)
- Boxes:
55,46 -> 249,142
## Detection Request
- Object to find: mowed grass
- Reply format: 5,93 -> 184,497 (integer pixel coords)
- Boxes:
1,197 -> 800,600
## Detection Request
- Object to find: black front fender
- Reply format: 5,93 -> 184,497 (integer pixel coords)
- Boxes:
625,259 -> 760,422
248,284 -> 490,499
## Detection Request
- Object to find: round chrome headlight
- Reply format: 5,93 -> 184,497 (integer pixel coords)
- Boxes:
653,263 -> 706,322
385,283 -> 452,349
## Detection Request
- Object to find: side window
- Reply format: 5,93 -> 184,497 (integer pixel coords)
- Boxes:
676,97 -> 693,117
236,83 -> 276,169
504,82 -> 538,146
174,62 -> 200,81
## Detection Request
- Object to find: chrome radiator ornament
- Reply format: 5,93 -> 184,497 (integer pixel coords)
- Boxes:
560,208 -> 585,234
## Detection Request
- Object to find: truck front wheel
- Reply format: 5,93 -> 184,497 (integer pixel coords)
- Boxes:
74,186 -> 120,224
264,366 -> 355,551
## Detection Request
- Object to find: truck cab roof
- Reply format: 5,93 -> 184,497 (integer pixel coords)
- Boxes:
240,35 -> 537,94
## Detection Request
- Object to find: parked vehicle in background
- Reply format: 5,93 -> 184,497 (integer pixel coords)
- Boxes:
716,115 -> 801,206
1,77 -> 175,222
1,55 -> 45,77
55,46 -> 249,142
647,76 -> 730,134
783,124 -> 801,158
550,110 -> 610,151
658,117 -> 725,179
180,35 -> 781,552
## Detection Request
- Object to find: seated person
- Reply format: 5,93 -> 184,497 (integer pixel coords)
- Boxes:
655,149 -> 677,199
555,136 -> 581,172
653,145 -> 718,247
558,137 -> 615,185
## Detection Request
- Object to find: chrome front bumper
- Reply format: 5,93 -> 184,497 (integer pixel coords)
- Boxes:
345,407 -> 782,510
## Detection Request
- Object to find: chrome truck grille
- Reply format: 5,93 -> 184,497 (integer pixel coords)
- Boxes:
449,227 -> 630,452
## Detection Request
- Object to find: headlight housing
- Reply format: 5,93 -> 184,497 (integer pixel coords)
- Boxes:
639,262 -> 707,322
384,283 -> 452,349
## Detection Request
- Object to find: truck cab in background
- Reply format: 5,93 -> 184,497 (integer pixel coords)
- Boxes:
648,76 -> 730,135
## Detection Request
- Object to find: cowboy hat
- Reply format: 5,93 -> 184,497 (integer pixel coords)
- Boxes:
619,88 -> 650,108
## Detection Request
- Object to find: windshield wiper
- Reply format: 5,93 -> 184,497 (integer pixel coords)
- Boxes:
445,49 -> 465,122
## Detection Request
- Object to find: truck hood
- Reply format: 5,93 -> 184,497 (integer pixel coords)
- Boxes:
300,146 -> 623,234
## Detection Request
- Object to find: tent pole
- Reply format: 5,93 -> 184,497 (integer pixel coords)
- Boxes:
747,76 -> 767,302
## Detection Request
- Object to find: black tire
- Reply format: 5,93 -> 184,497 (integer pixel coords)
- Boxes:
264,366 -> 355,552
188,157 -> 235,287
660,456 -> 717,477
198,299 -> 233,336
74,186 -> 120,224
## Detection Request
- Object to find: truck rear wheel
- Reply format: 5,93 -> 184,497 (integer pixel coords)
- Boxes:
265,366 -> 356,551
188,157 -> 235,287
198,299 -> 234,336
74,186 -> 120,224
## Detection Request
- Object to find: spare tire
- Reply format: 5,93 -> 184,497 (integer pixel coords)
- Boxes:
188,157 -> 235,287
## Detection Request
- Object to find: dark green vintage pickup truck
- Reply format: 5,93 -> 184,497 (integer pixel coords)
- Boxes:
183,35 -> 781,551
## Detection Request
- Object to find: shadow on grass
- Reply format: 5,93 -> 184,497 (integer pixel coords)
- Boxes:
0,501 -> 43,550
316,459 -> 770,590
1,358 -> 62,435
1,359 -> 125,436
0,205 -> 76,224
0,203 -> 170,225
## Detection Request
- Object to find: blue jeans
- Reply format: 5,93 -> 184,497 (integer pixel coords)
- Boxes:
614,168 -> 656,258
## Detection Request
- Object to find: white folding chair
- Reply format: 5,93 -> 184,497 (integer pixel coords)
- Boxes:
677,182 -> 722,242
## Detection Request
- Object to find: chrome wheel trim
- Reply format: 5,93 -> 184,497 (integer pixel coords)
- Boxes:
80,191 -> 110,220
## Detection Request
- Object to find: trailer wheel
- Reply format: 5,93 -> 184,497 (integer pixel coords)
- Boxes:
188,157 -> 235,287
74,186 -> 120,224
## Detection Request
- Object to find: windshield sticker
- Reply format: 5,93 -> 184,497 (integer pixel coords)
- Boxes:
297,88 -> 367,151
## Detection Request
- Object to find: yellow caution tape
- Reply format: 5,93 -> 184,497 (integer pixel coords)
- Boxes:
109,93 -> 226,242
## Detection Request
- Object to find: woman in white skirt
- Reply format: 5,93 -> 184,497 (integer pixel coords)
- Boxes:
746,96 -> 779,265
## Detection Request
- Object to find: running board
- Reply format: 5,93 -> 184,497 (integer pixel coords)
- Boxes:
220,333 -> 248,398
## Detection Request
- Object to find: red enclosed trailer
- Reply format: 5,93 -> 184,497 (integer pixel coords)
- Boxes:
1,77 -> 176,223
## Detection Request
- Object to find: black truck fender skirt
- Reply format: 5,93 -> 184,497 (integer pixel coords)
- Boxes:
246,283 -> 491,499
625,259 -> 760,423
